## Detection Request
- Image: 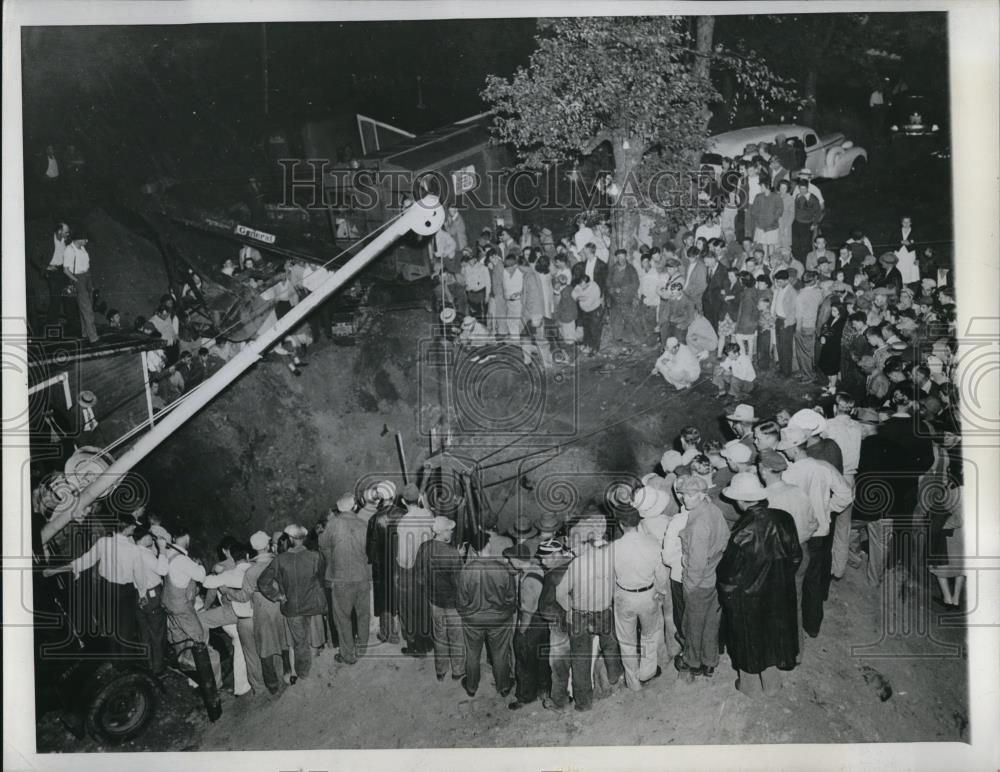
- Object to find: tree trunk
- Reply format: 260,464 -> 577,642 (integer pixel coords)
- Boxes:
611,136 -> 645,252
694,16 -> 716,82
802,68 -> 819,125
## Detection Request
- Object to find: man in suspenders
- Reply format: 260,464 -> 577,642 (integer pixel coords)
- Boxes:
504,543 -> 549,711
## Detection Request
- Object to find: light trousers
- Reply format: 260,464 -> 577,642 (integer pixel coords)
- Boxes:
613,588 -> 663,691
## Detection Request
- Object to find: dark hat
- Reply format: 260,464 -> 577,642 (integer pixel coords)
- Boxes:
401,483 -> 421,502
508,520 -> 539,540
535,538 -> 566,557
757,449 -> 788,472
854,407 -> 882,425
773,269 -> 790,281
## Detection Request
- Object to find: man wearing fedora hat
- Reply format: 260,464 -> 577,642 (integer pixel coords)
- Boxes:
523,511 -> 561,558
725,403 -> 759,462
875,252 -> 903,295
777,427 -> 852,639
320,495 -> 372,665
504,542 -> 551,710
534,539 -> 575,710
718,472 -> 802,697
72,389 -> 106,448
62,230 -> 100,343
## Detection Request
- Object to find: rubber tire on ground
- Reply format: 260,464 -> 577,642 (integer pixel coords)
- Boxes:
851,157 -> 867,174
85,671 -> 159,745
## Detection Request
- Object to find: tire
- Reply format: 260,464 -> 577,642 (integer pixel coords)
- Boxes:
851,157 -> 867,174
85,671 -> 158,744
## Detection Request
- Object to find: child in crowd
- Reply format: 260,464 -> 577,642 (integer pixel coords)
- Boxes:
713,342 -> 757,400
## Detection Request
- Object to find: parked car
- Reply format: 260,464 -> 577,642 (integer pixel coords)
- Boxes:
34,572 -> 159,744
703,124 -> 868,179
888,92 -> 947,141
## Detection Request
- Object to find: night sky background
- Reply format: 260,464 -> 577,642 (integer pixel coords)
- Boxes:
21,15 -> 947,196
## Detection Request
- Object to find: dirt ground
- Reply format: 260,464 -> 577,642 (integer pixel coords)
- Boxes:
30,142 -> 965,752
34,314 -> 969,752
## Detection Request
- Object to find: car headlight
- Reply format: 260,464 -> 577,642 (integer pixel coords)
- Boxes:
890,125 -> 899,132
931,124 -> 939,132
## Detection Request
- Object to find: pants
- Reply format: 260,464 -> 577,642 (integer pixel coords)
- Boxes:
737,666 -> 781,697
199,604 -> 250,694
792,220 -> 815,260
236,616 -> 265,694
136,591 -> 167,674
430,603 -> 465,678
568,608 -> 623,710
831,477 -> 855,578
641,305 -> 658,337
286,614 -> 321,678
613,588 -> 663,691
513,618 -> 551,703
802,528 -> 835,638
525,316 -> 553,368
331,580 -> 371,662
733,332 -> 756,358
681,585 -> 721,670
467,289 -> 487,324
712,368 -> 754,398
558,320 -> 578,345
547,623 -> 572,707
45,269 -> 68,326
670,579 -> 686,648
756,330 -> 772,372
794,540 -> 809,654
794,327 -> 816,379
379,611 -> 400,643
461,614 -> 514,695
608,300 -> 640,343
580,307 -> 603,351
660,322 -> 688,347
866,518 -> 893,585
659,586 -> 681,662
73,271 -> 99,342
397,565 -> 431,650
505,298 -> 523,340
96,578 -> 140,657
776,322 -> 795,376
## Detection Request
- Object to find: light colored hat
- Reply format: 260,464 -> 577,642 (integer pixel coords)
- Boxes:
641,472 -> 673,493
853,407 -> 882,425
879,252 -> 898,264
660,450 -> 685,473
665,336 -> 679,349
150,524 -> 173,542
538,511 -> 561,531
509,520 -> 540,539
789,408 -> 827,436
78,390 -> 97,408
776,426 -> 811,451
536,538 -> 565,557
874,287 -> 896,297
432,516 -> 456,535
336,492 -> 356,513
726,403 -> 756,423
462,315 -> 476,329
674,475 -> 708,494
370,479 -> 398,502
631,485 -> 670,518
722,472 -> 769,502
720,439 -> 752,464
921,278 -> 937,289
283,523 -> 308,540
250,530 -> 270,550
440,307 -> 457,324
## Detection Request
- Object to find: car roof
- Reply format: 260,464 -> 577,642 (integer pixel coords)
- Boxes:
706,124 -> 814,158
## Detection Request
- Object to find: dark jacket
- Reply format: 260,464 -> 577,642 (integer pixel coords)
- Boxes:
257,545 -> 327,617
855,415 -> 934,520
413,538 -> 463,609
457,556 -> 517,622
536,563 -> 571,631
717,502 -> 802,673
702,263 -> 729,323
606,261 -> 639,307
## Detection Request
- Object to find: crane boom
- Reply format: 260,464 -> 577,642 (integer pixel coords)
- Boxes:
41,196 -> 445,544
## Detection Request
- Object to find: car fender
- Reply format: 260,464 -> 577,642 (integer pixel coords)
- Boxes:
827,147 -> 867,178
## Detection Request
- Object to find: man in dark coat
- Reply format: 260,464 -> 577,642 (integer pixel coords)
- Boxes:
717,473 -> 803,697
366,498 -> 402,644
702,252 -> 728,331
606,249 -> 641,345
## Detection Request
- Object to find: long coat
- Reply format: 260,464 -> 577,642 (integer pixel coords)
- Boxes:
717,503 -> 802,673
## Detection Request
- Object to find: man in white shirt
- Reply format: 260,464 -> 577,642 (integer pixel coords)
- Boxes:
462,251 -> 491,324
46,512 -> 140,653
44,144 -> 60,179
825,393 -> 864,579
132,522 -> 171,675
573,217 -> 596,256
46,222 -> 71,325
202,543 -> 259,696
163,526 -> 209,645
500,254 -> 526,341
777,427 -> 853,639
62,234 -> 99,343
637,254 -> 663,338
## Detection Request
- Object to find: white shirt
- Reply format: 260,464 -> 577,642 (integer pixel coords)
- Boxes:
299,263 -> 331,293
166,544 -> 207,589
720,354 -> 756,382
63,243 -> 90,275
149,314 -> 178,346
660,510 -> 690,583
502,268 -> 524,300
638,267 -> 663,307
434,229 -> 457,259
203,562 -> 253,617
50,234 -> 67,268
782,457 -> 853,537
539,272 -> 554,318
463,262 -> 491,293
132,547 -> 169,595
825,414 -> 863,477
574,227 -> 596,256
71,532 -> 138,585
239,245 -> 262,264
